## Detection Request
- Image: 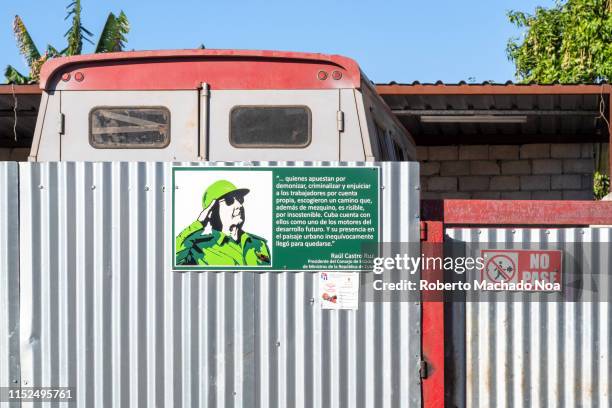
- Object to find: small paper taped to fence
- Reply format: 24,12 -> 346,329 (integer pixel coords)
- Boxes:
319,272 -> 360,309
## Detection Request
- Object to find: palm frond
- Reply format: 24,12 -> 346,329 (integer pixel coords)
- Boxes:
64,0 -> 92,55
4,65 -> 31,84
29,54 -> 51,82
95,11 -> 130,53
12,15 -> 41,68
46,44 -> 61,58
64,1 -> 77,19
81,25 -> 94,45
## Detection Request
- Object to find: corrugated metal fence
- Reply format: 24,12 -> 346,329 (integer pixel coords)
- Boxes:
447,227 -> 612,408
13,161 -> 421,408
0,163 -> 20,408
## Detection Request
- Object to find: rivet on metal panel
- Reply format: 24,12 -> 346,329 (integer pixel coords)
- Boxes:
38,184 -> 43,189
162,186 -> 166,192
275,341 -> 281,347
478,230 -> 482,234
12,379 -> 18,384
144,186 -> 150,191
309,298 -> 315,304
546,230 -> 551,235
415,214 -> 420,219
175,185 -> 179,190
91,185 -> 96,190
512,229 -> 516,234
415,185 -> 420,190
381,185 -> 385,189
580,229 -> 585,234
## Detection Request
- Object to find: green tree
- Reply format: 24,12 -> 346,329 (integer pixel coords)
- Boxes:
5,1 -> 129,84
507,0 -> 612,198
507,0 -> 612,83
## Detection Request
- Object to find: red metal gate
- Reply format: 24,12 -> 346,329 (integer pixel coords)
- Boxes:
420,199 -> 612,408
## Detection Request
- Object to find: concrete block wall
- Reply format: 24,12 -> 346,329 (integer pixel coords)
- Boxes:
0,148 -> 30,161
419,143 -> 599,200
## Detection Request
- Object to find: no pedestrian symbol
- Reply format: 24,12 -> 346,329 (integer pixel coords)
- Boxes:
485,254 -> 517,283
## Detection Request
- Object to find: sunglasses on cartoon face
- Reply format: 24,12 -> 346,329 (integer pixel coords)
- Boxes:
220,194 -> 245,206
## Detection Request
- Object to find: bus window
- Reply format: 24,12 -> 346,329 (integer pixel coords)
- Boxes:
230,106 -> 311,148
89,107 -> 170,149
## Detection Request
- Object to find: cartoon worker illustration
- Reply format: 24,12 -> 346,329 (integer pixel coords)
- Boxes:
175,179 -> 271,266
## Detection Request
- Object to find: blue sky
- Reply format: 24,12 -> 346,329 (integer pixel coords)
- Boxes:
1,0 -> 554,84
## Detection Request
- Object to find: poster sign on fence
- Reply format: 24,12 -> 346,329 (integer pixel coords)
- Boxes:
172,166 -> 380,271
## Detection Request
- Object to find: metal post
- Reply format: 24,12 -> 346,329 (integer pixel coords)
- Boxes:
421,221 -> 445,408
198,82 -> 210,160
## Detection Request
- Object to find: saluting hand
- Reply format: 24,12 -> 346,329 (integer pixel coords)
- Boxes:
198,199 -> 217,227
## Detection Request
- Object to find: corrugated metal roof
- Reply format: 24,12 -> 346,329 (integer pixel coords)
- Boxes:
376,83 -> 610,145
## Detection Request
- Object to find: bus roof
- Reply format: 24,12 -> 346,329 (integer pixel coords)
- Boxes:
40,49 -> 363,91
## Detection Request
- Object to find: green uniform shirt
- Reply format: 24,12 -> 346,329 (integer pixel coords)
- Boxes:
176,222 -> 271,266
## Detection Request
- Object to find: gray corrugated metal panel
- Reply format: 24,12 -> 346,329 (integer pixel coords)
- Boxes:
18,161 -> 421,408
446,227 -> 612,408
0,162 -> 20,408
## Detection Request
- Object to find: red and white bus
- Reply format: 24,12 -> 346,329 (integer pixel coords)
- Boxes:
29,49 -> 416,162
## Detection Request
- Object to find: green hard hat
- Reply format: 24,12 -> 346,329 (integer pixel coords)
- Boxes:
202,179 -> 249,208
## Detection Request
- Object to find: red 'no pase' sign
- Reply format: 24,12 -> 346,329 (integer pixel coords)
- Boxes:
481,250 -> 562,289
